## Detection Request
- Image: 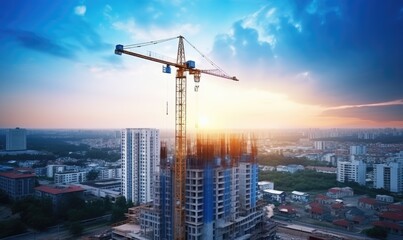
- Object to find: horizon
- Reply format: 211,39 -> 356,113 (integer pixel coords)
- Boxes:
1,1 -> 403,129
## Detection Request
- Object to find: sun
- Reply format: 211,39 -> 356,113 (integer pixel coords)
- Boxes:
198,116 -> 210,128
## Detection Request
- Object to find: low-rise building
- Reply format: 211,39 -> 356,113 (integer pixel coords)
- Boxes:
326,187 -> 354,199
35,185 -> 85,210
54,171 -> 86,184
263,189 -> 286,203
0,168 -> 36,200
376,194 -> 394,203
291,191 -> 309,202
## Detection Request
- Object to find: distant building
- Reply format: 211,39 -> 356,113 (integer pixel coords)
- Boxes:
314,141 -> 326,150
121,128 -> 160,205
263,189 -> 286,203
6,128 -> 27,151
291,191 -> 309,202
326,187 -> 354,199
35,185 -> 85,210
54,171 -> 86,184
276,164 -> 304,173
47,165 -> 66,178
376,195 -> 394,203
374,161 -> 403,193
350,145 -> 367,155
258,181 -> 274,191
337,160 -> 366,185
0,168 -> 36,200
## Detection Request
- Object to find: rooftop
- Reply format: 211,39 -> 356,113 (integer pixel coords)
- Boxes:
35,185 -> 85,195
0,169 -> 35,179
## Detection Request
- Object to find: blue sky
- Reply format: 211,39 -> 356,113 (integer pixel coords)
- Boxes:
1,0 -> 403,129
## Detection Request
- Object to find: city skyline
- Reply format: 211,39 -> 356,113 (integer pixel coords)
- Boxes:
1,0 -> 403,129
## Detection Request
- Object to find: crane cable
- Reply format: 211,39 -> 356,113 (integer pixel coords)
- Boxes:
123,36 -> 179,49
183,37 -> 230,77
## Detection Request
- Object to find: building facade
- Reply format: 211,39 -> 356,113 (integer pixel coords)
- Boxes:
6,128 -> 27,151
337,160 -> 366,185
131,135 -> 266,240
374,161 -> 403,193
54,171 -> 86,184
121,128 -> 160,204
0,169 -> 35,200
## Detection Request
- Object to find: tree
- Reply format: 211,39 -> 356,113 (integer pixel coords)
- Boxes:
363,226 -> 388,239
86,169 -> 99,181
68,222 -> 84,237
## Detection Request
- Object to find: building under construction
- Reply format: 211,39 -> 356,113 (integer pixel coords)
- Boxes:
113,134 -> 274,240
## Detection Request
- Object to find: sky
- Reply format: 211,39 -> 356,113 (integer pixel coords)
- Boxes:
1,0 -> 403,130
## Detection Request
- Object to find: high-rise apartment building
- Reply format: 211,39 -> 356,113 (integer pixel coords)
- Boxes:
121,128 -> 160,204
6,128 -> 27,151
350,145 -> 367,155
337,159 -> 366,185
138,135 -> 265,239
374,161 -> 403,193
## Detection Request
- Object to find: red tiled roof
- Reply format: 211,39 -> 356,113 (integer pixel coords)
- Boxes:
310,203 -> 325,214
379,211 -> 403,221
35,185 -> 85,195
373,221 -> 403,230
328,188 -> 341,193
0,171 -> 35,179
388,204 -> 403,212
359,197 -> 377,205
315,194 -> 330,200
279,205 -> 297,214
331,203 -> 344,209
333,219 -> 350,227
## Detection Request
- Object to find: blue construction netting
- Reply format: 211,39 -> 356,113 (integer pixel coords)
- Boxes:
203,164 -> 214,223
224,168 -> 231,217
251,163 -> 258,208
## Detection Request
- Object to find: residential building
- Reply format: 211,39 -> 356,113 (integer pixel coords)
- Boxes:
6,128 -> 27,151
263,189 -> 286,203
291,191 -> 309,202
54,171 -> 86,184
35,185 -> 85,210
337,160 -> 366,185
376,195 -> 394,203
350,145 -> 367,155
0,168 -> 35,200
374,161 -> 403,193
326,187 -> 354,199
117,135 -> 267,239
121,128 -> 160,205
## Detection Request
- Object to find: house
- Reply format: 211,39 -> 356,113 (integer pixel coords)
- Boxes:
307,202 -> 330,220
333,219 -> 353,231
263,189 -> 286,203
358,197 -> 380,210
0,168 -> 36,200
326,187 -> 353,199
376,195 -> 394,203
278,205 -> 297,218
330,202 -> 344,217
373,210 -> 403,235
291,191 -> 309,202
314,194 -> 333,205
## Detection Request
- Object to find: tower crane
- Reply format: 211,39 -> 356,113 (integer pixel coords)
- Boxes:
115,35 -> 238,240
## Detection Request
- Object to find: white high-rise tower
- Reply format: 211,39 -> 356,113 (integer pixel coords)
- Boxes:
121,128 -> 160,204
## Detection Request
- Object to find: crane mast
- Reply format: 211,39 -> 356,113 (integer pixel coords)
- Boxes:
115,36 -> 237,240
174,36 -> 186,240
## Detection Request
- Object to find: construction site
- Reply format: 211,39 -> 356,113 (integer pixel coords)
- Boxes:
112,36 -> 276,239
112,134 -> 276,240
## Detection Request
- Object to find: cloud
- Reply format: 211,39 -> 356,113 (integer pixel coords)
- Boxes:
1,29 -> 75,59
74,5 -> 86,16
112,18 -> 200,42
212,0 -> 403,107
322,104 -> 403,122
